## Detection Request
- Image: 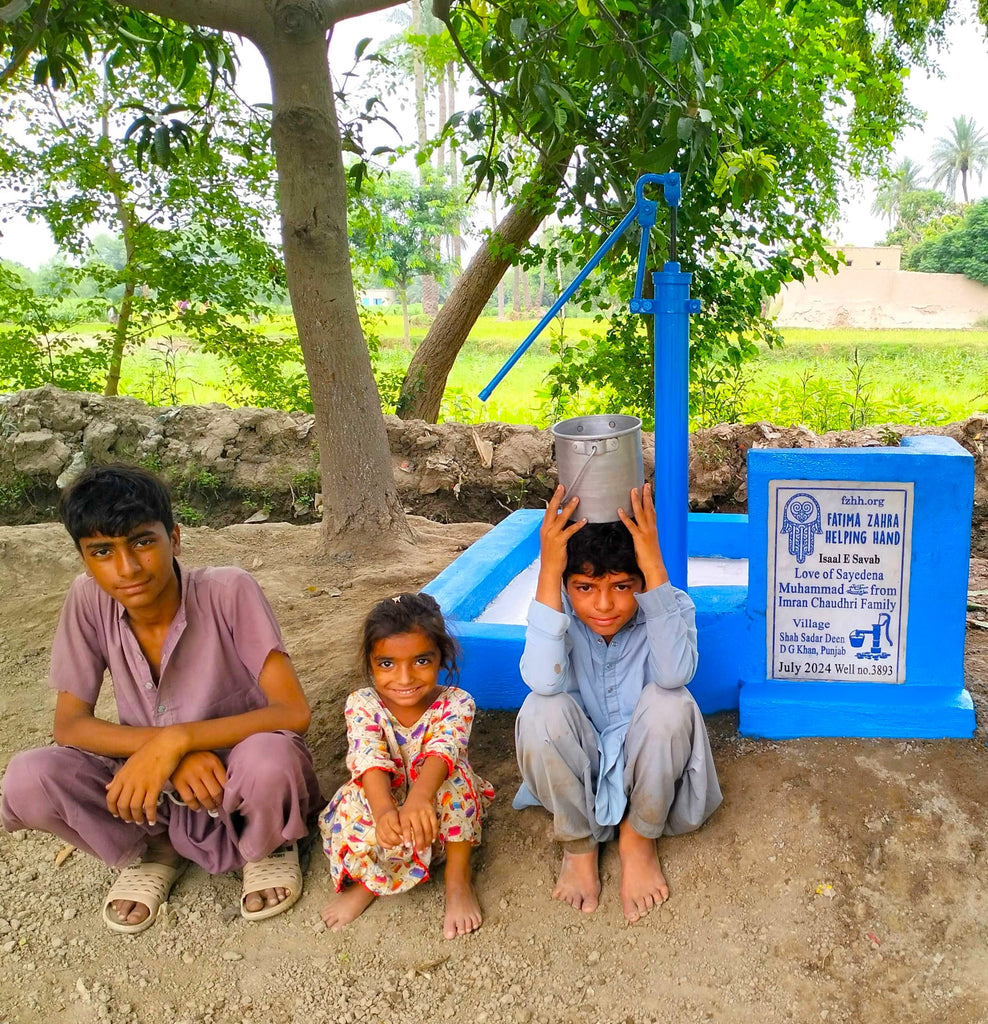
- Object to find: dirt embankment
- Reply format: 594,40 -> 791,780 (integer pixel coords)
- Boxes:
1,386 -> 985,552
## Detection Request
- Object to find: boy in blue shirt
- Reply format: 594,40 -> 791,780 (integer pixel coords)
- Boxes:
514,483 -> 721,922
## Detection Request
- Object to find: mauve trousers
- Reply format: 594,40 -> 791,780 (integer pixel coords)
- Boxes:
0,731 -> 322,874
515,684 -> 722,844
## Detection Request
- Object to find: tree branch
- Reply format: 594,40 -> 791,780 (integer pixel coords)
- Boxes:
112,0 -> 258,40
0,0 -> 50,86
320,0 -> 403,25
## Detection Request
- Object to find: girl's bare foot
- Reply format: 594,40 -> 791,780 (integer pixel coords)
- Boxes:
443,841 -> 482,939
444,878 -> 482,939
107,835 -> 183,927
552,846 -> 600,913
618,824 -> 668,923
321,885 -> 376,931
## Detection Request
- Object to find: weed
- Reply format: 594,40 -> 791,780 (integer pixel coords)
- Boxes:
191,469 -> 221,493
291,470 -> 320,495
139,450 -> 163,473
0,475 -> 31,511
174,501 -> 203,526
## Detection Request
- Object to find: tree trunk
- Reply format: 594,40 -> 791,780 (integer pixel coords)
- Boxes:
413,0 -> 439,316
258,29 -> 410,547
447,62 -> 462,274
117,0 -> 411,550
493,195 -> 505,319
401,285 -> 410,346
103,170 -> 137,397
104,278 -> 135,396
396,148 -> 573,422
512,264 -> 521,315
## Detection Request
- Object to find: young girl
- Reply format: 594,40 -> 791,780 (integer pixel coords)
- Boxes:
319,593 -> 494,939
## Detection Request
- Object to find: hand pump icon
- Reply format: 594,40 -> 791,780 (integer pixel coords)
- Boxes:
849,613 -> 893,660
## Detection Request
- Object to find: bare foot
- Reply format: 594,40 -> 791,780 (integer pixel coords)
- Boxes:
321,885 -> 376,931
107,835 -> 184,927
444,878 -> 483,939
618,824 -> 668,923
552,847 -> 600,913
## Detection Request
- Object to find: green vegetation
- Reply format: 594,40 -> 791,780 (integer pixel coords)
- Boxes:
742,331 -> 988,432
6,314 -> 981,437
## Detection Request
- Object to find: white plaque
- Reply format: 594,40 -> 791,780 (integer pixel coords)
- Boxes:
767,480 -> 913,683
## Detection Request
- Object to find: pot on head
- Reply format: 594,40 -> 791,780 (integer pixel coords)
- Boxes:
551,414 -> 644,523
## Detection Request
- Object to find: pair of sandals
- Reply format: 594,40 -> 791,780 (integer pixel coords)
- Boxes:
101,843 -> 303,934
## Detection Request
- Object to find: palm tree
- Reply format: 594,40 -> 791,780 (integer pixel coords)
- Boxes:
871,157 -> 924,226
929,116 -> 988,203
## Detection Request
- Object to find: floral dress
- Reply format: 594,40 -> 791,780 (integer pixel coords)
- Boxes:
319,686 -> 494,896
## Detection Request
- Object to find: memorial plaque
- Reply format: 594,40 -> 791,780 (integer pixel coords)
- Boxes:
767,480 -> 913,683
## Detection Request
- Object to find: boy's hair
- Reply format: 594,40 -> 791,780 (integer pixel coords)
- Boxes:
563,520 -> 643,584
360,592 -> 459,679
58,463 -> 174,546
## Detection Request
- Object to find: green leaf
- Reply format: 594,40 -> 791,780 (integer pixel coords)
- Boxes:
510,17 -> 528,40
153,125 -> 171,167
669,30 -> 688,63
676,116 -> 695,140
178,44 -> 199,91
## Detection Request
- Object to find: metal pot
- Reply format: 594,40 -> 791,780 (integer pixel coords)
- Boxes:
551,414 -> 644,523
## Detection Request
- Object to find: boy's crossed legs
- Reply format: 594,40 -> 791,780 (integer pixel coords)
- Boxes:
1,730 -> 320,928
516,684 -> 720,922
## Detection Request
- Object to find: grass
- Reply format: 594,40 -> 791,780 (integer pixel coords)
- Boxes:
13,314 -> 988,431
745,328 -> 988,428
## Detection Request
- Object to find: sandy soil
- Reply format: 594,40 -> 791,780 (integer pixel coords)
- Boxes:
0,521 -> 986,1024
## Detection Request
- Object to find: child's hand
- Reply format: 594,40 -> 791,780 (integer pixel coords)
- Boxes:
397,792 -> 440,854
106,729 -> 187,825
617,483 -> 669,591
375,806 -> 404,849
170,751 -> 227,812
536,484 -> 586,610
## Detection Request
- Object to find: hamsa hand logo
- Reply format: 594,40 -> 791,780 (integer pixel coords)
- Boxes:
781,493 -> 822,564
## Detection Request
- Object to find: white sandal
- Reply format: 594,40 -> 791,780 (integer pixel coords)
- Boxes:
241,843 -> 303,921
102,860 -> 187,935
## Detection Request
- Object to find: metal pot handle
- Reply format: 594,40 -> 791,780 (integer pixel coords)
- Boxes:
561,443 -> 599,502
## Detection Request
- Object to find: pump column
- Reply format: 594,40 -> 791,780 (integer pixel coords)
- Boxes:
651,261 -> 699,591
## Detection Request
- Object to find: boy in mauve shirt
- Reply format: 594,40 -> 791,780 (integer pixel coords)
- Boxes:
1,464 -> 321,933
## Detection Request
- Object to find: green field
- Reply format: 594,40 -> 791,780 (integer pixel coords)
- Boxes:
92,318 -> 988,431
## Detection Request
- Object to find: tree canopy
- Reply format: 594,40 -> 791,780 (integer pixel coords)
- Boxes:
0,27 -> 280,396
2,0 -> 985,544
905,197 -> 988,284
929,115 -> 988,204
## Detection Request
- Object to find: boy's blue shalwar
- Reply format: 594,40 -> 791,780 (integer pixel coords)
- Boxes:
514,583 -> 721,842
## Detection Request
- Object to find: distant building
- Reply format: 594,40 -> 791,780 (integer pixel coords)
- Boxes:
830,245 -> 901,271
360,288 -> 394,308
775,244 -> 988,329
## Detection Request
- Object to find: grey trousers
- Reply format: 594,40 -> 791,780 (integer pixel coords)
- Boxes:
515,685 -> 722,844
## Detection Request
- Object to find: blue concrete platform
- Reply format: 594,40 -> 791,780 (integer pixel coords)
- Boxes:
424,435 -> 976,740
424,509 -> 752,714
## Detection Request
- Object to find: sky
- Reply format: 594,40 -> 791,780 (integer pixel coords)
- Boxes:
1,7 -> 986,268
837,6 -> 988,244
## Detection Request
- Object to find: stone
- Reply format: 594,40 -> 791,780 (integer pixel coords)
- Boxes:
11,431 -> 71,478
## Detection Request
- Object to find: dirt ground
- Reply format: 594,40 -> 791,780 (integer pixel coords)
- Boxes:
0,520 -> 985,1024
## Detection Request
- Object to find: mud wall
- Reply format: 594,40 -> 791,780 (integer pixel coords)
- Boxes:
776,267 -> 988,329
1,386 -> 985,553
